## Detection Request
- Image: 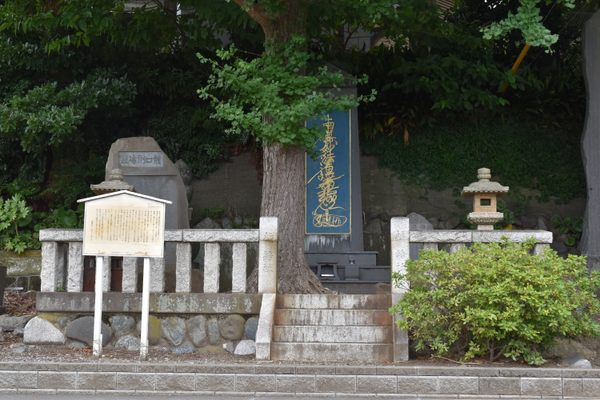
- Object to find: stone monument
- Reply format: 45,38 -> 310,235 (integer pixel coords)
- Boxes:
304,75 -> 378,289
581,10 -> 600,270
105,137 -> 190,265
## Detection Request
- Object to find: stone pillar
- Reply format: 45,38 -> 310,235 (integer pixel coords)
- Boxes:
176,243 -> 192,293
121,257 -> 139,293
41,242 -> 65,292
150,258 -> 165,293
581,10 -> 600,270
203,243 -> 220,293
390,217 -> 409,362
101,256 -> 111,292
258,217 -> 278,294
232,243 -> 247,293
66,242 -> 84,292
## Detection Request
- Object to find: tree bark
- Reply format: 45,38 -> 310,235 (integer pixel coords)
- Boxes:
239,0 -> 327,293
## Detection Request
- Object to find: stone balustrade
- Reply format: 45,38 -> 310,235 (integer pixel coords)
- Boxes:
39,217 -> 278,295
389,217 -> 553,362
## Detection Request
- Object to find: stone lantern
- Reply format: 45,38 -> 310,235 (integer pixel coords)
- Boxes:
90,169 -> 134,195
462,168 -> 509,230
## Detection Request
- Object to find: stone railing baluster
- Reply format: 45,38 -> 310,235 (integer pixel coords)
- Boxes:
175,242 -> 192,293
232,243 -> 247,293
66,242 -> 83,292
121,257 -> 138,293
203,243 -> 220,293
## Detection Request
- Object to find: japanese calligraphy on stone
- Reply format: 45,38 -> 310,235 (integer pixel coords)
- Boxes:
119,152 -> 163,168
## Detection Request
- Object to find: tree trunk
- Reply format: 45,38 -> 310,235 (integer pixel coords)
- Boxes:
241,0 -> 327,293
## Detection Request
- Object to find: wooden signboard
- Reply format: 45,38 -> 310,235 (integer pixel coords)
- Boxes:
80,191 -> 168,258
77,190 -> 171,360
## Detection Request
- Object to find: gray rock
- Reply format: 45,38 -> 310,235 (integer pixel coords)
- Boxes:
223,341 -> 235,354
537,216 -> 548,231
219,315 -> 245,340
569,357 -> 593,369
408,212 -> 433,260
244,317 -> 259,340
546,338 -> 596,361
0,327 -> 3,343
0,314 -> 33,332
65,316 -> 112,347
66,339 -> 87,349
194,217 -> 220,230
221,217 -> 232,229
187,315 -> 207,347
234,339 -> 256,356
109,315 -> 135,338
11,344 -> 27,354
23,317 -> 66,344
172,340 -> 195,354
440,216 -> 460,230
114,335 -> 141,352
408,212 -> 433,230
207,317 -> 221,345
161,317 -> 186,346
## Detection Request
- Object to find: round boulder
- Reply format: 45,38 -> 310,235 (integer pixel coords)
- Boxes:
66,316 -> 112,347
244,317 -> 259,340
234,339 -> 256,356
23,316 -> 66,345
114,335 -> 141,352
187,315 -> 207,347
207,317 -> 221,345
109,315 -> 136,338
219,315 -> 245,341
161,317 -> 186,346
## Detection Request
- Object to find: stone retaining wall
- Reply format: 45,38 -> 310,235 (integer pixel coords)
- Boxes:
23,294 -> 262,356
0,362 -> 598,398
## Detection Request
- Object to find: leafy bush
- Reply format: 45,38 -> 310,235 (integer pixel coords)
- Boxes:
391,240 -> 600,365
0,194 -> 36,253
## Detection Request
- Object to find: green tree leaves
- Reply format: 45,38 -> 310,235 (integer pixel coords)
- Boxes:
198,37 -> 375,149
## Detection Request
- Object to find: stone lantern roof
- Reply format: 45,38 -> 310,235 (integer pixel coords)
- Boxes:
461,168 -> 509,195
90,169 -> 134,195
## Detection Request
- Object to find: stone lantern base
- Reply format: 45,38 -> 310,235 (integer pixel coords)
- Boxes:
467,212 -> 504,230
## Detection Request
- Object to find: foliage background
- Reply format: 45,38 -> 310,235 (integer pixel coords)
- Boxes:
0,0 -> 595,227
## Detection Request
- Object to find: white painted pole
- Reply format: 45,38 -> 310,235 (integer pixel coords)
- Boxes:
139,257 -> 151,360
92,256 -> 104,357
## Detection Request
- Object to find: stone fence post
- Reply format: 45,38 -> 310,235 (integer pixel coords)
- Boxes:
258,217 -> 278,294
390,217 -> 409,362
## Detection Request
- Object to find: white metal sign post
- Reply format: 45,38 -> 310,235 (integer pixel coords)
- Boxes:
78,190 -> 170,360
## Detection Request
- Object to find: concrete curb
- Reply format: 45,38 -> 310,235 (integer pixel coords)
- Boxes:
0,362 -> 599,398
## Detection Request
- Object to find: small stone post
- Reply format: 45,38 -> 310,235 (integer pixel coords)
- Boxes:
258,217 -> 278,294
390,217 -> 410,362
41,242 -> 65,292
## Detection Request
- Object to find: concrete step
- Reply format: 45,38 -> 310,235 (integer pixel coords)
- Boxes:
271,342 -> 393,362
274,309 -> 392,326
273,325 -> 392,343
276,294 -> 390,310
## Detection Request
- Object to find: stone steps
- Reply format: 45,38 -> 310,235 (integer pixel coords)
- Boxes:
271,342 -> 394,362
273,325 -> 392,343
271,294 -> 393,363
274,309 -> 392,326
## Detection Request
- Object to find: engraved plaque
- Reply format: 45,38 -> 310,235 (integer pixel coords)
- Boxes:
119,151 -> 164,168
80,192 -> 168,258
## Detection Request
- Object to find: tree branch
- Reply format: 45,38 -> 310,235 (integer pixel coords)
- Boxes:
233,0 -> 274,37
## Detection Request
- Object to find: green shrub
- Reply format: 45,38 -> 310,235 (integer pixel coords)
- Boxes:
390,240 -> 600,365
0,194 -> 37,253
